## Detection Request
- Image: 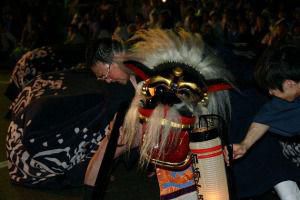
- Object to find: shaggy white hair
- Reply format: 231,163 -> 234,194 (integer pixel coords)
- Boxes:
123,29 -> 233,166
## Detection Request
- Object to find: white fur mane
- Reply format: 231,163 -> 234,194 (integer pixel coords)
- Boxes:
128,29 -> 232,82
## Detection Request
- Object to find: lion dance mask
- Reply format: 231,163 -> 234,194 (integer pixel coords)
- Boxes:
123,29 -> 234,200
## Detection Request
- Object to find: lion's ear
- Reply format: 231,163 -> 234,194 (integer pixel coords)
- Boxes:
124,60 -> 153,81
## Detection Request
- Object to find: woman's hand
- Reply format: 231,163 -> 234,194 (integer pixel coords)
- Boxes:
232,143 -> 248,160
223,143 -> 249,166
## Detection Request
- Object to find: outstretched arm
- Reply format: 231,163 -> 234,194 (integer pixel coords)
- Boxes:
233,122 -> 269,159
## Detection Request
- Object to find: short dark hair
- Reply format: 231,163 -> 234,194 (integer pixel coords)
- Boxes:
85,38 -> 126,68
255,39 -> 300,91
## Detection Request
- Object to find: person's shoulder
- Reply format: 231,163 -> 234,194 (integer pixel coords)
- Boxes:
264,97 -> 300,112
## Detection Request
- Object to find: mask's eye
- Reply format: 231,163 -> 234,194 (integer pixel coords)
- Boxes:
177,88 -> 191,98
177,88 -> 204,103
143,83 -> 170,97
154,85 -> 168,96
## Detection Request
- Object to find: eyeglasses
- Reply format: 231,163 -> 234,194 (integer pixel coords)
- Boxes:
96,64 -> 111,80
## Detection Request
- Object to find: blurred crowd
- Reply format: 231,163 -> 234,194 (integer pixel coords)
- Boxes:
0,0 -> 299,69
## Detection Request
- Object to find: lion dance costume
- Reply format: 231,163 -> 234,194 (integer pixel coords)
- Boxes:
123,29 -> 234,200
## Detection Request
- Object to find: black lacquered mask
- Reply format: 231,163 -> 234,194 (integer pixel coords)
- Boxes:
141,64 -> 208,108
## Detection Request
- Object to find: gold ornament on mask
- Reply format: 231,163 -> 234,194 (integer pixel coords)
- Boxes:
141,66 -> 208,105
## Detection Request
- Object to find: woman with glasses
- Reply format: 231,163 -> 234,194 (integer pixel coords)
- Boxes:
82,38 -> 148,199
6,38 -> 137,190
87,38 -> 136,85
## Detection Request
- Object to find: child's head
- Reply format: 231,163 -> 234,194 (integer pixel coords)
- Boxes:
255,39 -> 300,101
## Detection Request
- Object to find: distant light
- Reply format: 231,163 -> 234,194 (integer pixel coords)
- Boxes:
162,0 -> 167,3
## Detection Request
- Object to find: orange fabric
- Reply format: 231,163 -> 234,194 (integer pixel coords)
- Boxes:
156,166 -> 195,196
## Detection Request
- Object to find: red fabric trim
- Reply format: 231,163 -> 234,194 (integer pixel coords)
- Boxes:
191,145 -> 222,154
197,150 -> 223,159
125,63 -> 149,80
207,83 -> 232,92
138,108 -> 196,124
